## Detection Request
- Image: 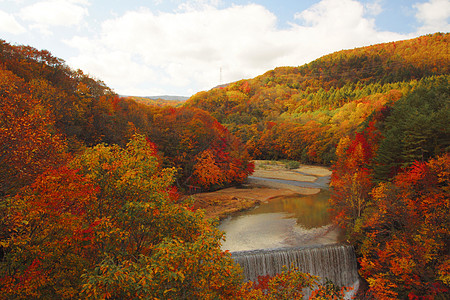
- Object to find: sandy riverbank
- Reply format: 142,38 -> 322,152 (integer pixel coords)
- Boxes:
191,161 -> 332,220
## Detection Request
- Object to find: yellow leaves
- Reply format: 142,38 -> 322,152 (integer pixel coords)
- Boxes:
335,136 -> 351,160
0,76 -> 68,195
76,82 -> 91,97
366,276 -> 399,300
437,259 -> 450,286
391,256 -> 416,276
427,153 -> 450,186
370,182 -> 388,201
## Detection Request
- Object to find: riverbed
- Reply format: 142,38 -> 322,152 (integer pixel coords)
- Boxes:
219,190 -> 341,251
219,162 -> 360,298
192,161 -> 341,251
223,161 -> 340,251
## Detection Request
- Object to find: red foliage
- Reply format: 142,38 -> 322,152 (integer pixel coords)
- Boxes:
330,124 -> 381,228
359,154 -> 450,298
252,274 -> 272,291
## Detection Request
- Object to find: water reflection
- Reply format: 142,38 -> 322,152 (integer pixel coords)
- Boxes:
219,191 -> 340,252
245,191 -> 331,229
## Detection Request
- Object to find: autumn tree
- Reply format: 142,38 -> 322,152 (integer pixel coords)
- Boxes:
359,154 -> 449,299
330,122 -> 380,232
71,134 -> 243,299
0,68 -> 67,198
0,166 -> 98,298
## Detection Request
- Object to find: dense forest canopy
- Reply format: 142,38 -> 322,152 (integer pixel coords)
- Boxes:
0,33 -> 449,298
0,37 -> 343,299
0,38 -> 254,298
185,32 -> 449,298
186,33 -> 449,165
0,39 -> 253,195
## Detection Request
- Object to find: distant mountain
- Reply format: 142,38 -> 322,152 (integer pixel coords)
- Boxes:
146,95 -> 189,101
126,95 -> 188,107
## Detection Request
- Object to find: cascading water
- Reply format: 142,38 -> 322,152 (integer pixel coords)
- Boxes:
222,172 -> 361,297
232,243 -> 359,287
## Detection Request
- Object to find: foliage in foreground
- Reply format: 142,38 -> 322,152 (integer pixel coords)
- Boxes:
0,134 -> 349,299
241,267 -> 350,300
330,80 -> 449,298
0,135 -> 243,299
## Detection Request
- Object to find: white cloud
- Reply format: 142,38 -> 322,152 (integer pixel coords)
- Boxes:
0,10 -> 26,34
294,0 -> 374,32
19,0 -> 89,34
414,0 -> 450,33
177,0 -> 223,11
365,0 -> 383,16
65,0 -> 408,96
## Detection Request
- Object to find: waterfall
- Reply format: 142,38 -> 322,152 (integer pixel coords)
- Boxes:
232,243 -> 359,287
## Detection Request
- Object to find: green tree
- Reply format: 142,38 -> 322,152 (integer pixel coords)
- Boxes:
374,79 -> 449,181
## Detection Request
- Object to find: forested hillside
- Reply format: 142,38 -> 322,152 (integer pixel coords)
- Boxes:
330,77 -> 449,298
126,96 -> 186,107
1,32 -> 448,298
0,39 -> 253,195
186,33 -> 450,298
0,39 -> 255,298
186,33 -> 449,165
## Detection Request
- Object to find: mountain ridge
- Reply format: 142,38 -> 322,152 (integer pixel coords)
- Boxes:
144,95 -> 189,101
185,32 -> 449,165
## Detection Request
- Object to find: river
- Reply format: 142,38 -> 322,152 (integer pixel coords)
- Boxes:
219,176 -> 341,252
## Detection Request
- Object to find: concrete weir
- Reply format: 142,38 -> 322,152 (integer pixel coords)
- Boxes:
232,243 -> 359,288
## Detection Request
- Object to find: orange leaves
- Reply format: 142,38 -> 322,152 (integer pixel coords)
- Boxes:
330,128 -> 379,228
142,106 -> 253,191
25,166 -> 97,217
0,165 -> 99,298
239,266 -> 349,300
240,81 -> 252,94
0,67 -> 67,197
192,144 -> 253,190
428,153 -> 450,186
357,154 -> 450,298
193,149 -> 224,189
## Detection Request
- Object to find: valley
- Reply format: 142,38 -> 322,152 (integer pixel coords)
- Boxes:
0,33 -> 448,299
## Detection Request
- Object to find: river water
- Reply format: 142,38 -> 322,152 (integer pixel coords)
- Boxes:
219,178 -> 341,252
220,175 -> 360,297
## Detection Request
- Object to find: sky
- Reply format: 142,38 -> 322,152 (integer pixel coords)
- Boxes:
0,0 -> 449,97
